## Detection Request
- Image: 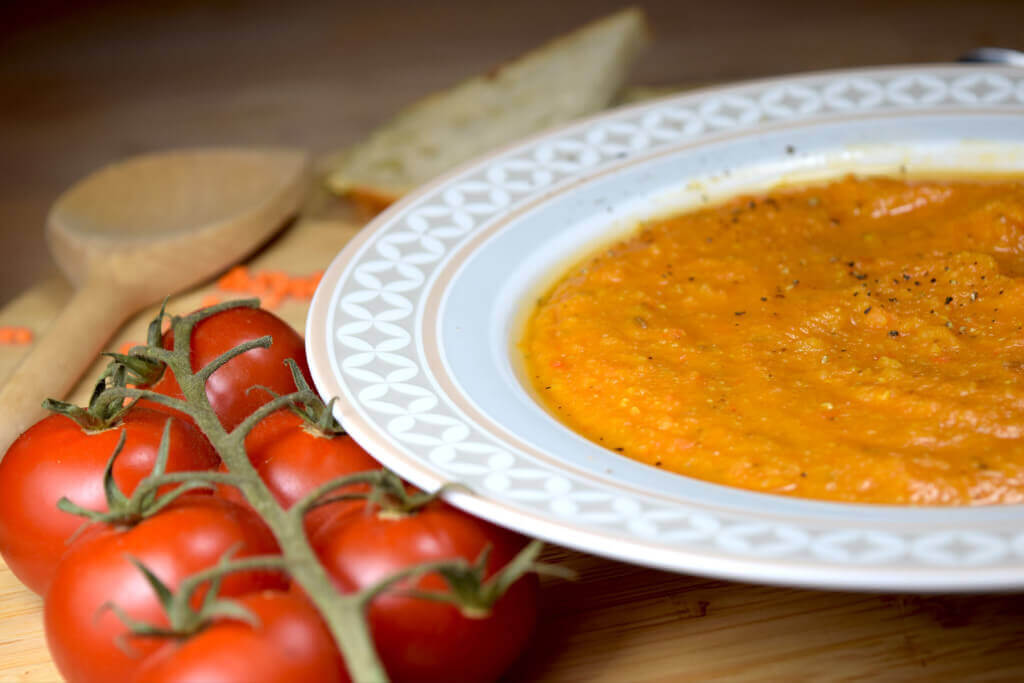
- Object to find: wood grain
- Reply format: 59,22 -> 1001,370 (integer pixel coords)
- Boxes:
522,548 -> 1024,682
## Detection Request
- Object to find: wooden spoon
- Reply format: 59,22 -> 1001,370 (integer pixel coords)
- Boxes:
0,147 -> 310,452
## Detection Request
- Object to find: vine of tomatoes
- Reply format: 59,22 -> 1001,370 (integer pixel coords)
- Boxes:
0,300 -> 557,683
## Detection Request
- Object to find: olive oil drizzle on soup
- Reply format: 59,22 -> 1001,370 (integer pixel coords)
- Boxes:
522,176 -> 1024,505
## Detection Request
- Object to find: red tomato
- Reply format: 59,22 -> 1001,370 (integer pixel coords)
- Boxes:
145,306 -> 310,431
219,410 -> 380,533
309,500 -> 539,683
44,495 -> 286,683
0,408 -> 219,595
130,591 -> 348,683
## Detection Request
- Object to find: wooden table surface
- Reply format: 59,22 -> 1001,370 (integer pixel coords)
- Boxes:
3,1 -> 1024,680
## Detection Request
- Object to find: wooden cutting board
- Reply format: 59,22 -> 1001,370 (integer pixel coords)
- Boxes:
2,205 -> 1024,682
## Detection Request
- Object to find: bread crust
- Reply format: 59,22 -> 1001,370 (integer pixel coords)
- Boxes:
324,8 -> 650,213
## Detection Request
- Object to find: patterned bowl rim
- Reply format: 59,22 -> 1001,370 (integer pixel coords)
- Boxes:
307,63 -> 1024,592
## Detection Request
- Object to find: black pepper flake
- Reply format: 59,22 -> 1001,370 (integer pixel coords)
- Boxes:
615,447 -> 624,452
889,330 -> 900,337
914,281 -> 921,286
945,296 -> 954,305
902,273 -> 911,280
850,271 -> 868,280
734,311 -> 746,316
760,296 -> 768,302
930,278 -> 937,283
971,291 -> 979,301
800,472 -> 807,478
544,386 -> 551,390
786,145 -> 795,155
863,306 -> 872,314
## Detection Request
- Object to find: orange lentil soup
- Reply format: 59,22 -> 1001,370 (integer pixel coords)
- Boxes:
522,176 -> 1024,505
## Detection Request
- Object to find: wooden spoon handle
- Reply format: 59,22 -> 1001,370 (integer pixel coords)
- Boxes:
0,280 -> 134,454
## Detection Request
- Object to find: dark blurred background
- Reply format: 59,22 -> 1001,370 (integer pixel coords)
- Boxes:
3,0 -> 1023,305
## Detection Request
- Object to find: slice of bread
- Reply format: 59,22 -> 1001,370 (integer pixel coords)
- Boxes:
325,8 -> 650,210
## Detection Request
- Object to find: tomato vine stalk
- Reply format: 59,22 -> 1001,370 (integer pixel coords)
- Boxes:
108,300 -> 393,683
102,299 -> 563,683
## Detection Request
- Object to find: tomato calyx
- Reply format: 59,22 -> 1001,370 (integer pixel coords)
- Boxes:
56,420 -> 240,530
363,470 -> 443,517
102,300 -> 170,387
390,539 -> 572,618
105,547 -> 287,645
290,469 -> 450,520
250,358 -> 347,438
42,364 -> 135,432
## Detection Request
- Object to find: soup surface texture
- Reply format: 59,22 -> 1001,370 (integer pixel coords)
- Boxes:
522,176 -> 1024,504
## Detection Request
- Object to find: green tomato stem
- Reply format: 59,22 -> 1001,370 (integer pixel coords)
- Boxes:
158,304 -> 393,683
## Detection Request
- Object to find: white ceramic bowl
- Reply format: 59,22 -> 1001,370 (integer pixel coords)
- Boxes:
307,64 -> 1024,592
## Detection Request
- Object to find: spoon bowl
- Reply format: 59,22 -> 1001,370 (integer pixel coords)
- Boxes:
0,147 -> 310,452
